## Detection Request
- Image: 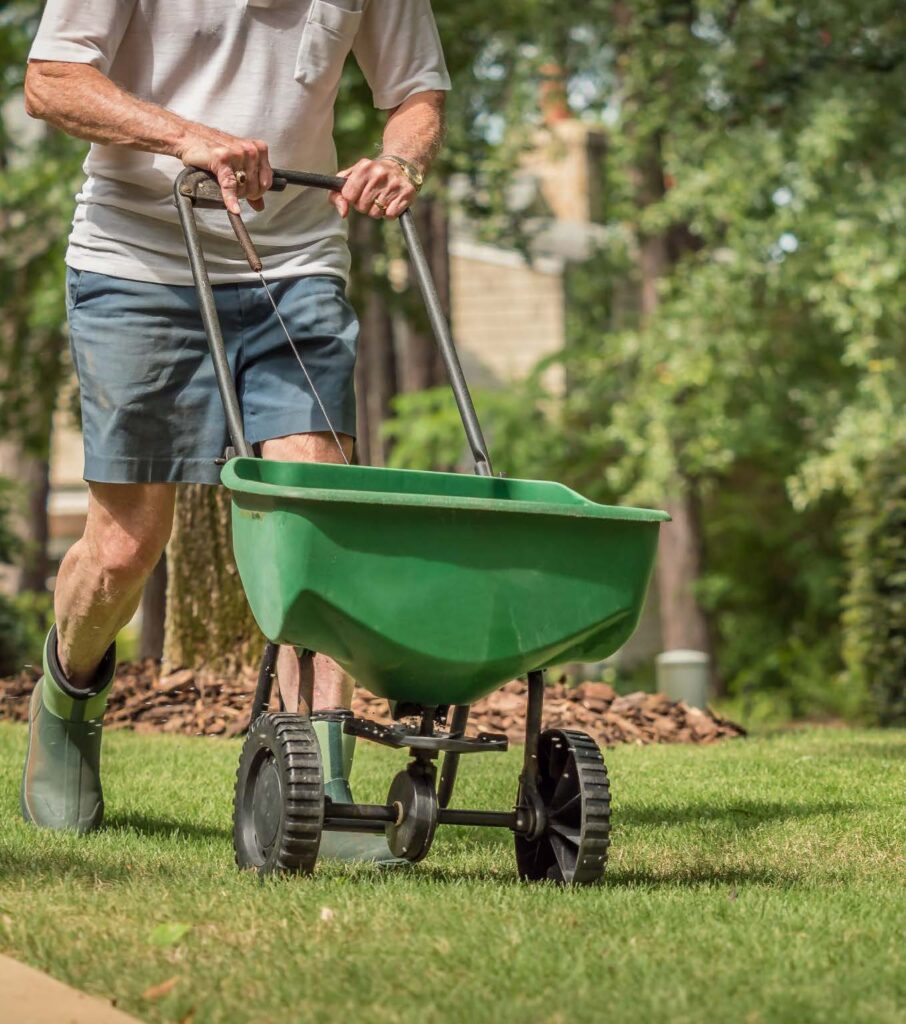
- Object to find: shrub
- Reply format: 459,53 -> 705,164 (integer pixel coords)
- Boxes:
0,476 -> 54,676
0,590 -> 54,677
842,446 -> 906,725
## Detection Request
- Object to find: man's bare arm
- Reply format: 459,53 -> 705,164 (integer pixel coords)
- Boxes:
24,61 -> 271,213
331,90 -> 446,220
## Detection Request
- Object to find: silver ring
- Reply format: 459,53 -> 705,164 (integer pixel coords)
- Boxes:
235,170 -> 247,187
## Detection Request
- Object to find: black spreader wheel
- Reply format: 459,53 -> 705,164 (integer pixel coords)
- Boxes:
515,729 -> 611,885
233,712 -> 324,876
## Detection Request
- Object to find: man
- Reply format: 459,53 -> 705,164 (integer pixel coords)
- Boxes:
20,0 -> 449,862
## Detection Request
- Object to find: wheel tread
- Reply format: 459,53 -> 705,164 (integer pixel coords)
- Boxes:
233,711 -> 324,876
515,727 -> 611,886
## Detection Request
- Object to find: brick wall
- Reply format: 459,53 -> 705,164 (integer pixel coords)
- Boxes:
449,240 -> 565,391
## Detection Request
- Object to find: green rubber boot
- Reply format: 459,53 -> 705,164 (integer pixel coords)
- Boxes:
20,626 -> 116,834
312,712 -> 406,865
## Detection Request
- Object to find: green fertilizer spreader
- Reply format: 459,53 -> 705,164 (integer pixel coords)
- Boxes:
176,167 -> 668,885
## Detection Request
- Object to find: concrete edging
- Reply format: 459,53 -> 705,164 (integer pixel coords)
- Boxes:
0,954 -> 142,1024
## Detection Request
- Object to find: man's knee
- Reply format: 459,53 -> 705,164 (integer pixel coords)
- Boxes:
83,482 -> 176,585
260,431 -> 353,464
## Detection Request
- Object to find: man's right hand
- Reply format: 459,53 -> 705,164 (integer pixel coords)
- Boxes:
177,128 -> 273,215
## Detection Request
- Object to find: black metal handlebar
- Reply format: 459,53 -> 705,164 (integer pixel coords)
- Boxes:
174,165 -> 493,477
272,169 -> 347,192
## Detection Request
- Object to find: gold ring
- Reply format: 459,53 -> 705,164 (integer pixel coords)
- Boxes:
372,197 -> 387,212
235,170 -> 247,187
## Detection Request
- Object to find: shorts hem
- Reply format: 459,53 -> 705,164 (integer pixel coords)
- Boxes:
245,411 -> 357,447
83,455 -> 222,486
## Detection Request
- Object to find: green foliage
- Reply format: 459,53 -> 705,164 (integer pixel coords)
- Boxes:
148,921 -> 192,948
385,0 -> 905,720
563,2 -> 904,716
0,589 -> 53,676
842,445 -> 906,725
0,479 -> 20,564
0,1 -> 87,455
0,595 -> 28,676
383,381 -> 556,478
0,473 -> 53,673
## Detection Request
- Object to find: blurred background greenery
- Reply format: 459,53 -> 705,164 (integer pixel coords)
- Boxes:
0,0 -> 903,727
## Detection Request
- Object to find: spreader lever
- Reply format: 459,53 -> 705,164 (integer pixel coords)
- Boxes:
227,210 -> 263,273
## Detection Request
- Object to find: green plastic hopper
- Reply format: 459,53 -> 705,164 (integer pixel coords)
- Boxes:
223,458 -> 669,707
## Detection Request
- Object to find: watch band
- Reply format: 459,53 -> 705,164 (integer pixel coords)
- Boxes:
378,154 -> 424,191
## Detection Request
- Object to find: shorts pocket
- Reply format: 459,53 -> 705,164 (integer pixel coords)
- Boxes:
294,0 -> 363,89
66,268 -> 84,311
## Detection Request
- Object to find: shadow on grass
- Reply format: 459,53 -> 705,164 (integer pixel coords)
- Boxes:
0,844 -> 186,885
823,742 -> 906,761
103,810 -> 231,843
1,835 -> 812,891
1,796 -> 850,891
602,864 -> 803,888
616,799 -> 858,828
401,860 -> 808,889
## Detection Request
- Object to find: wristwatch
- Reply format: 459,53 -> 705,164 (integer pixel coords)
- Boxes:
378,154 -> 425,192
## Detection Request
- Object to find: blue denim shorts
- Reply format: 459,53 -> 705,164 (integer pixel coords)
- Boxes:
66,268 -> 358,484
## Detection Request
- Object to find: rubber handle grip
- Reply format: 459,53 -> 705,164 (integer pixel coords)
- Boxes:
270,169 -> 346,192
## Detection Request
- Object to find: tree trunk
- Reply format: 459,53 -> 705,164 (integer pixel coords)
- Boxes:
354,349 -> 372,466
0,442 -> 50,596
20,457 -> 50,593
350,217 -> 398,467
632,133 -> 714,671
357,286 -> 397,466
656,490 -> 710,652
163,485 -> 260,675
139,553 -> 167,661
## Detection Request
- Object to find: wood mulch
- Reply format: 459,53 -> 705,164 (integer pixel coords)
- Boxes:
0,661 -> 745,747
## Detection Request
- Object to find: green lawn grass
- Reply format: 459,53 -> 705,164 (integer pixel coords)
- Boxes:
1,724 -> 904,1024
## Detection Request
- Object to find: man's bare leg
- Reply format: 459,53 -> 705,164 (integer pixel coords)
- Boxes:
55,483 -> 177,686
21,481 -> 177,832
260,431 -> 354,714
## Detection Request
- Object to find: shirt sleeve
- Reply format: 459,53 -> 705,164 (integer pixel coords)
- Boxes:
28,0 -> 138,75
353,0 -> 452,110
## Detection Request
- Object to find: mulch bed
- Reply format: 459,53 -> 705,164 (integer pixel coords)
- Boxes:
0,660 -> 745,748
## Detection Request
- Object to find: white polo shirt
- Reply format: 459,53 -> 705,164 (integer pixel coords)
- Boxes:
29,0 -> 451,285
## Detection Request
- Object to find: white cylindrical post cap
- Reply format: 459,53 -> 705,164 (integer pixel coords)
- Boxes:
656,649 -> 710,665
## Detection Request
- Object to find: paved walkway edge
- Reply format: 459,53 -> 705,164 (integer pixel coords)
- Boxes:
0,953 -> 143,1024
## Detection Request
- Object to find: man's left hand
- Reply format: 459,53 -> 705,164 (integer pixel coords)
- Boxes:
329,157 -> 417,220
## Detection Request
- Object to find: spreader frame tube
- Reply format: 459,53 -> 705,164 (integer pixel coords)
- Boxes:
175,183 -> 253,458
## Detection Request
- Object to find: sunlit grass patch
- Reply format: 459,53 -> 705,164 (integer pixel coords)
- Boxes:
1,725 -> 903,1023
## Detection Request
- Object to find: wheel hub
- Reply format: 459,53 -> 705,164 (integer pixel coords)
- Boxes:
252,755 -> 282,851
385,763 -> 438,862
